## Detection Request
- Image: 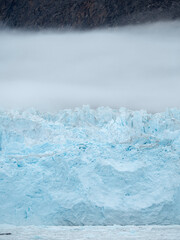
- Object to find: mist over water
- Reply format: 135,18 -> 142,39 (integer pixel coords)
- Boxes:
0,22 -> 180,112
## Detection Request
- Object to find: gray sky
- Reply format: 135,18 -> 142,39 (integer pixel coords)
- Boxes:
0,21 -> 180,112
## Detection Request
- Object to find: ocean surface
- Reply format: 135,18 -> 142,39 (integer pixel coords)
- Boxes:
0,225 -> 180,240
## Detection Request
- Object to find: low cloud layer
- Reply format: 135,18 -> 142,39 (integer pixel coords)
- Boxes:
0,22 -> 180,112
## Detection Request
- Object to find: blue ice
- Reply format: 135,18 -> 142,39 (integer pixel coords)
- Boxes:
0,106 -> 180,225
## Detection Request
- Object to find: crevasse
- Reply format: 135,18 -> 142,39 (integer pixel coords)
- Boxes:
0,106 -> 180,225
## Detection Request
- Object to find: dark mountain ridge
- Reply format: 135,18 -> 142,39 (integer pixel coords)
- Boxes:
0,0 -> 180,29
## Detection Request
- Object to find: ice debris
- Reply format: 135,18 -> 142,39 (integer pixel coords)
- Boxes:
0,106 -> 180,225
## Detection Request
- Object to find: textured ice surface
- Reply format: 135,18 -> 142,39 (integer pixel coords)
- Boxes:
0,106 -> 180,225
0,225 -> 180,240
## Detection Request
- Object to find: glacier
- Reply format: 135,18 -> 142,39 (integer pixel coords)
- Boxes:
0,106 -> 180,226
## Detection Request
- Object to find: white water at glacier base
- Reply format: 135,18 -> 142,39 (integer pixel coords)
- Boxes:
0,106 -> 180,226
0,225 -> 180,240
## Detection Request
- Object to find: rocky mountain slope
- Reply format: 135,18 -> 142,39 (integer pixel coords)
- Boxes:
0,0 -> 180,29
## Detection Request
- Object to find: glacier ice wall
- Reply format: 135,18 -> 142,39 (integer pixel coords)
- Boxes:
0,106 -> 180,225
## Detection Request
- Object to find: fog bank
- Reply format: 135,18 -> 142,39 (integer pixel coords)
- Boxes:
0,22 -> 180,112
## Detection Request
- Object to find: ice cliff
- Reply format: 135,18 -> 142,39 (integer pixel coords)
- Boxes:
0,106 -> 180,225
